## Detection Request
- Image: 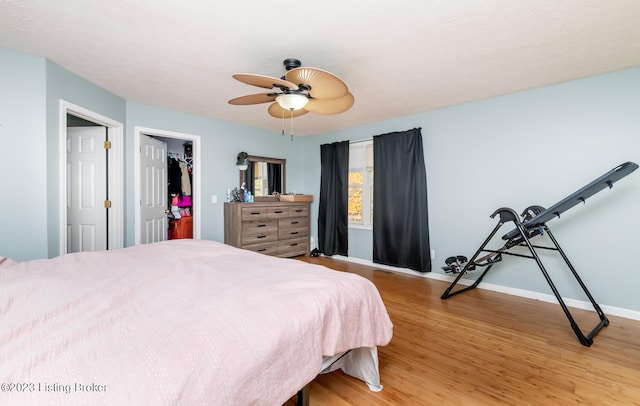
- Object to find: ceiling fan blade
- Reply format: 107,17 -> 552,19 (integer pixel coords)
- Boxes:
268,102 -> 310,118
228,93 -> 277,105
285,67 -> 348,100
233,73 -> 298,90
304,92 -> 354,115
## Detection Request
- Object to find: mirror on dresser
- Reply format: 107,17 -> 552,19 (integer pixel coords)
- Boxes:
239,155 -> 286,201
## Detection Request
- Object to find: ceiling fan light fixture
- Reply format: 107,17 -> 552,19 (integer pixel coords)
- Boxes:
276,93 -> 309,111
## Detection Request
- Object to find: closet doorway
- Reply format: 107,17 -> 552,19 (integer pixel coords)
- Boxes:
134,127 -> 201,245
59,101 -> 124,256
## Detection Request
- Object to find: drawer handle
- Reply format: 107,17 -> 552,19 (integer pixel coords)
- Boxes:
257,224 -> 266,228
290,243 -> 299,247
291,221 -> 299,225
290,231 -> 299,235
250,211 -> 261,215
257,249 -> 266,252
257,235 -> 266,239
295,209 -> 303,212
274,210 -> 284,214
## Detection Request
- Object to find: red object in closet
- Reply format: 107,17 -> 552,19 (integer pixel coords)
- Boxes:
170,216 -> 193,239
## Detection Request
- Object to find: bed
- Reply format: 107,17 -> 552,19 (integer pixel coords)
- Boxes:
0,239 -> 393,405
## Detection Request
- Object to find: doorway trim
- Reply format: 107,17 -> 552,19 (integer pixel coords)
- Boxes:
58,100 -> 124,256
134,126 -> 202,245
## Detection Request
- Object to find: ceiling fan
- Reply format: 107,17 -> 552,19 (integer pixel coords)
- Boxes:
228,58 -> 354,119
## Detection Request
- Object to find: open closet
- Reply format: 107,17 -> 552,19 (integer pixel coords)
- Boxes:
140,134 -> 194,242
167,141 -> 193,239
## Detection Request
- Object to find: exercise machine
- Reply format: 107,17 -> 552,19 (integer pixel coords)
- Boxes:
441,161 -> 638,346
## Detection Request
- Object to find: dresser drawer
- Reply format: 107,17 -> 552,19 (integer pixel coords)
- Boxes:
277,237 -> 308,258
242,232 -> 277,245
241,207 -> 268,220
243,241 -> 280,256
278,225 -> 309,240
242,220 -> 277,234
279,217 -> 305,229
279,215 -> 309,241
289,205 -> 309,217
267,206 -> 290,219
241,220 -> 278,245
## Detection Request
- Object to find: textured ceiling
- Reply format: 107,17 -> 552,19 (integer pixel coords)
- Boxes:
1,0 -> 639,136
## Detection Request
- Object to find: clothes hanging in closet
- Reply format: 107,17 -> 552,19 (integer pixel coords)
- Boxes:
168,158 -> 183,196
179,161 -> 191,196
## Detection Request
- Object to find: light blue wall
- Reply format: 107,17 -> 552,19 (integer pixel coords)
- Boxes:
2,44 -> 638,312
0,48 -> 48,261
304,67 -> 640,311
1,48 -> 307,259
125,103 -> 307,245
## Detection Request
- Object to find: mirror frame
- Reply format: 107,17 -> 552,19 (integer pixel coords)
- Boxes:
239,155 -> 286,201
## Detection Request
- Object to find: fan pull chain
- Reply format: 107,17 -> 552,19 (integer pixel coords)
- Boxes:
290,109 -> 294,141
281,108 -> 285,136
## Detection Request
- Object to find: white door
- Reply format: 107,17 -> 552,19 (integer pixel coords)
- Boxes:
140,135 -> 168,244
67,127 -> 108,253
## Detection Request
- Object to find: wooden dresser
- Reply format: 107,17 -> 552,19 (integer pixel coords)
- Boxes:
224,201 -> 310,258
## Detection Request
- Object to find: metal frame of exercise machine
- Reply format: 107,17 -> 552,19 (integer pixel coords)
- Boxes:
441,162 -> 638,346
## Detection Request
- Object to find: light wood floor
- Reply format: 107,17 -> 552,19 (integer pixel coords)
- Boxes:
285,256 -> 640,405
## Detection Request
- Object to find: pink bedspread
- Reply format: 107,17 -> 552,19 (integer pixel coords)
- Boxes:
0,240 -> 392,405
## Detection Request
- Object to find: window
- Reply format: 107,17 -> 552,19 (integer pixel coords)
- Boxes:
348,140 -> 374,227
253,162 -> 269,196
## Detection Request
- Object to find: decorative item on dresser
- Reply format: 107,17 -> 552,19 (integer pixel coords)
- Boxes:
224,200 -> 311,257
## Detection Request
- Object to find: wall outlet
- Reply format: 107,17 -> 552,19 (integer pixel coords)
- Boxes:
430,249 -> 435,260
211,195 -> 217,204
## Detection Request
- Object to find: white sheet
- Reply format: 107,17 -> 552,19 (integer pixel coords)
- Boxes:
321,347 -> 383,391
0,240 -> 392,405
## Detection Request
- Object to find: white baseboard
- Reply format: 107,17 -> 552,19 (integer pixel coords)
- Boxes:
331,255 -> 640,321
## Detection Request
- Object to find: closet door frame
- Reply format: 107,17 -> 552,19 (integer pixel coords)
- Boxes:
133,126 -> 201,245
58,100 -> 124,256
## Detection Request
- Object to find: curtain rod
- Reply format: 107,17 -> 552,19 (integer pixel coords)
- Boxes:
350,138 -> 372,144
350,127 -> 422,145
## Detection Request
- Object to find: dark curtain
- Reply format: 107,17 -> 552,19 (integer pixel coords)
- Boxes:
318,140 -> 349,256
373,128 -> 431,272
267,163 -> 282,194
245,161 -> 255,194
